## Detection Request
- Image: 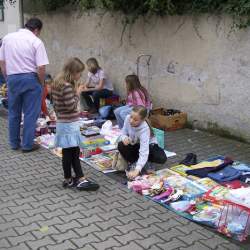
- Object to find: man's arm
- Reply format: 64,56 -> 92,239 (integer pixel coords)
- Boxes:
37,65 -> 46,85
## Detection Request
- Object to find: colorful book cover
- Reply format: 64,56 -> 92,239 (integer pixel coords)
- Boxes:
80,151 -> 118,173
170,164 -> 192,176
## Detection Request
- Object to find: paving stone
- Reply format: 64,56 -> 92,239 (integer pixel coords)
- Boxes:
52,230 -> 80,243
177,230 -> 209,245
157,238 -> 187,250
201,236 -> 237,249
0,115 -> 248,250
32,225 -> 60,240
42,209 -> 66,220
93,217 -> 122,231
77,214 -> 103,227
72,234 -> 101,248
5,243 -> 31,250
8,232 -> 36,246
54,220 -> 82,233
73,224 -> 102,237
19,214 -> 46,226
135,234 -> 165,249
98,209 -> 124,220
135,224 -> 164,238
95,227 -> 123,241
117,211 -> 144,224
14,223 -> 39,235
91,238 -> 122,250
115,221 -> 143,234
157,227 -> 186,242
27,236 -> 56,249
46,240 -> 77,250
135,215 -> 161,227
0,238 -> 11,248
0,219 -> 23,231
113,242 -> 144,250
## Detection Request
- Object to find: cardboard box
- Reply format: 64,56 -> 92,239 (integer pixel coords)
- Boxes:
149,108 -> 187,131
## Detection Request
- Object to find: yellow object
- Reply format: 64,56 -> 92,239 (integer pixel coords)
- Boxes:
190,160 -> 223,169
39,226 -> 49,233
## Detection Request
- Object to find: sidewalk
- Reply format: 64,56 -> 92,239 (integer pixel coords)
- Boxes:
0,110 -> 249,250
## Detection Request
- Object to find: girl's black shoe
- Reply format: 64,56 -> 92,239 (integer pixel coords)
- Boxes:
62,179 -> 74,188
77,179 -> 100,191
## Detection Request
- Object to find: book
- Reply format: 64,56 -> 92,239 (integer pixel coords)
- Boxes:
80,151 -> 118,173
170,164 -> 192,176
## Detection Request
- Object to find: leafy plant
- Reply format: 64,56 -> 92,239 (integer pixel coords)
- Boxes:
21,0 -> 250,28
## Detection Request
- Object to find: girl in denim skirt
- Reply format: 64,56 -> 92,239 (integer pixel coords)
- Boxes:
52,57 -> 99,191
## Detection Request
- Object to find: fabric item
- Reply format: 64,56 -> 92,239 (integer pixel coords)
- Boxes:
114,105 -> 133,129
55,121 -> 82,148
121,115 -> 158,170
126,89 -> 152,109
99,105 -> 112,119
52,83 -> 80,122
208,166 -> 241,183
118,142 -> 167,172
152,128 -> 165,149
62,147 -> 84,179
112,152 -> 128,171
239,173 -> 250,184
86,69 -> 113,91
7,73 -> 42,150
232,162 -> 250,172
191,159 -> 223,169
186,158 -> 234,178
81,89 -> 113,110
0,29 -> 49,75
0,72 -> 5,85
41,85 -> 49,116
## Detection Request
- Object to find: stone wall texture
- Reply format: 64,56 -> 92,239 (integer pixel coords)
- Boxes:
27,11 -> 250,142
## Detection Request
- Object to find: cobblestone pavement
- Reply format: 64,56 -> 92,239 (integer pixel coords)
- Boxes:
0,111 -> 249,250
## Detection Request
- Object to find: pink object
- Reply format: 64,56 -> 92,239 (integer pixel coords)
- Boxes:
153,187 -> 174,201
0,29 -> 49,75
126,90 -> 152,109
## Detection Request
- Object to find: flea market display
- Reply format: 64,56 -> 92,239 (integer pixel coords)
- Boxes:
1,87 -> 250,242
34,115 -> 250,242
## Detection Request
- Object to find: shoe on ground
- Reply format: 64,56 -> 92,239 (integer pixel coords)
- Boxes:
179,153 -> 197,166
62,179 -> 74,188
77,179 -> 100,191
22,144 -> 40,153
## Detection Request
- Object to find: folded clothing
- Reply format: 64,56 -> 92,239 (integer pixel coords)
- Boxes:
186,157 -> 233,178
208,166 -> 241,183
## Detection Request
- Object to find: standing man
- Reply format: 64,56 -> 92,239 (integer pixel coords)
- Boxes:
0,18 -> 49,152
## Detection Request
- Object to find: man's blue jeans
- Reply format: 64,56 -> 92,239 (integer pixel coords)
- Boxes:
7,73 -> 42,150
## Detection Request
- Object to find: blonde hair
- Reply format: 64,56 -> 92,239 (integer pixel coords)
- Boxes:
86,57 -> 101,74
132,106 -> 154,136
52,57 -> 85,90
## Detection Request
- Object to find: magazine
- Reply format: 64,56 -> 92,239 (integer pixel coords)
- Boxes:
80,151 -> 118,173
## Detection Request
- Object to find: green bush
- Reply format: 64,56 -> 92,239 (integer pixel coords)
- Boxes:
21,0 -> 250,28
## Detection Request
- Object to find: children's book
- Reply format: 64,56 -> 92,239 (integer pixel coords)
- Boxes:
196,178 -> 219,191
80,151 -> 118,173
170,164 -> 193,176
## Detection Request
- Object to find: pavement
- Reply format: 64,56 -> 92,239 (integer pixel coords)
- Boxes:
0,108 -> 250,250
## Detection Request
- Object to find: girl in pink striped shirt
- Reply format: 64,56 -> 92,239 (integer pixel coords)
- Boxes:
114,74 -> 152,128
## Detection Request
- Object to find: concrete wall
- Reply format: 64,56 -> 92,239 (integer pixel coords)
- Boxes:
28,11 -> 250,142
0,0 -> 22,38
